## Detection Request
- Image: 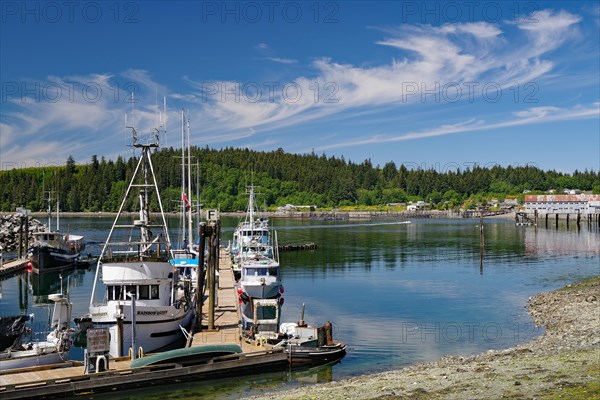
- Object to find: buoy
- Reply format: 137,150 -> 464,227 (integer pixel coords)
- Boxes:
279,286 -> 284,294
279,297 -> 284,305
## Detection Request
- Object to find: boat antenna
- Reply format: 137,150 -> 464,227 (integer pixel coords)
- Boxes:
163,96 -> 167,147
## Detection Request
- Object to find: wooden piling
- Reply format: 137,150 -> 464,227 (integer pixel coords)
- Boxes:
195,223 -> 206,332
479,213 -> 484,274
555,213 -> 559,229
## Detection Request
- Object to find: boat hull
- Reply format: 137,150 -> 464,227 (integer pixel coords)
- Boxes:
29,246 -> 81,273
130,344 -> 242,368
0,349 -> 69,370
89,305 -> 194,358
286,342 -> 347,367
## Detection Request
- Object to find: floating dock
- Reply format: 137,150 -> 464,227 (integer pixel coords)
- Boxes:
0,249 -> 289,399
0,258 -> 28,278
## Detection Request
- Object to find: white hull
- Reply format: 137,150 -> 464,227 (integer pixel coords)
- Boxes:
0,347 -> 68,370
90,304 -> 193,358
240,282 -> 281,299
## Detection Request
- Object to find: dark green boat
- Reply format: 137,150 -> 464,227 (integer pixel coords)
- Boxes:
130,344 -> 243,368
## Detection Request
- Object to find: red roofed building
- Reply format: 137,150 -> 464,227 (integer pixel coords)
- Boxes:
524,194 -> 600,214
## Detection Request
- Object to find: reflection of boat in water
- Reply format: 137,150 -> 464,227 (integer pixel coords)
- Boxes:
28,269 -> 78,302
0,293 -> 75,370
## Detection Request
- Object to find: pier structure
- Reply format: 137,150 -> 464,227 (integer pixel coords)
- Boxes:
522,194 -> 600,229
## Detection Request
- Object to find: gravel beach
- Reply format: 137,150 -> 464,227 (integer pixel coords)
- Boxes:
250,277 -> 600,399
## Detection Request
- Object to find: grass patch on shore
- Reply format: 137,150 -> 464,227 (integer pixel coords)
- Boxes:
558,275 -> 600,292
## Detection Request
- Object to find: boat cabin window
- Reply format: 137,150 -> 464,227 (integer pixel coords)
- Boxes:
256,305 -> 277,320
107,284 -> 160,300
139,285 -> 150,300
268,267 -> 277,276
150,285 -> 160,299
125,285 -> 136,299
245,268 -> 269,276
107,285 -> 122,301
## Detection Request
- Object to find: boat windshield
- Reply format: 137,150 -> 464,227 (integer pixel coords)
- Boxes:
244,267 -> 277,276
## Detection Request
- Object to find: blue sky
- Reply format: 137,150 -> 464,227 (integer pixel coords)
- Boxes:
1,1 -> 599,172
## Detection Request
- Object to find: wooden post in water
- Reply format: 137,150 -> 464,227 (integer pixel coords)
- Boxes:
23,216 -> 29,255
195,222 -> 206,331
207,220 -> 219,331
534,209 -> 538,226
576,213 -> 581,230
17,217 -> 23,259
566,213 -> 570,229
555,213 -> 559,229
545,213 -> 548,228
205,224 -> 214,331
479,213 -> 484,274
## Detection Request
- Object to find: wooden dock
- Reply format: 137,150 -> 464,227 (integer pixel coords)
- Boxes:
0,258 -> 28,278
0,248 -> 289,398
189,248 -> 259,353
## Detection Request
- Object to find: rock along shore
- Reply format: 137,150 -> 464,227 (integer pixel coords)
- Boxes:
249,277 -> 600,400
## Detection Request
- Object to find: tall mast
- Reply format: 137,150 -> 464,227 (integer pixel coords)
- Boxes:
249,184 -> 255,228
181,109 -> 186,247
187,117 -> 193,248
56,196 -> 60,231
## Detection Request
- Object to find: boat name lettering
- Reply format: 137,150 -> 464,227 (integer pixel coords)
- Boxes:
137,310 -> 168,316
92,312 -> 108,317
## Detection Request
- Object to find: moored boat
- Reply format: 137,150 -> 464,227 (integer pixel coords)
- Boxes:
277,321 -> 347,367
0,293 -> 75,370
130,343 -> 242,368
28,231 -> 85,273
81,116 -> 195,358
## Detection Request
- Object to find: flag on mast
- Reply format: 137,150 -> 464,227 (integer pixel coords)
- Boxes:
182,192 -> 191,211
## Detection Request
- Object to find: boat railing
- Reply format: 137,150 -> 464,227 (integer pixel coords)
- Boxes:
100,240 -> 171,263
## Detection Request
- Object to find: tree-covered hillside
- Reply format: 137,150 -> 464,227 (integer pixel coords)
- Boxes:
1,147 -> 598,212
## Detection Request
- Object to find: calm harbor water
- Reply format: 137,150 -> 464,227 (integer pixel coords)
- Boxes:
1,216 -> 598,398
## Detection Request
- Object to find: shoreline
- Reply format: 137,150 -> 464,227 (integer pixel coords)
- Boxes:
11,210 -> 517,220
250,277 -> 600,399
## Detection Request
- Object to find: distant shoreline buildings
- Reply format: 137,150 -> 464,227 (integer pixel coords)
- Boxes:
525,194 -> 600,215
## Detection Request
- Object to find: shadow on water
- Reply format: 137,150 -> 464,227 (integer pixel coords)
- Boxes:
85,362 -> 339,400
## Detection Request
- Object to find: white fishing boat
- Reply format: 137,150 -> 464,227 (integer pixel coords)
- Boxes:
238,256 -> 282,299
231,186 -> 274,272
83,112 -> 195,358
0,293 -> 74,370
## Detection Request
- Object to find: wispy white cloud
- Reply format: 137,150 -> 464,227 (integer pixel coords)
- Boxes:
265,57 -> 298,64
189,9 -> 583,136
316,103 -> 600,150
